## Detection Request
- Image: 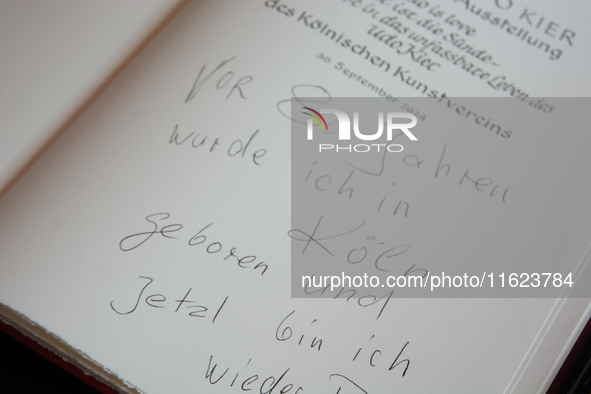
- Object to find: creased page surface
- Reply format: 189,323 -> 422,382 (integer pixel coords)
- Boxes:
0,0 -> 185,192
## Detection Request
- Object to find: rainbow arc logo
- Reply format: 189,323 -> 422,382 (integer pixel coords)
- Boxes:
302,107 -> 328,131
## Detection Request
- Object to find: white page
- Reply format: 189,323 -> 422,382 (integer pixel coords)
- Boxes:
0,0 -> 185,193
0,1 -> 590,393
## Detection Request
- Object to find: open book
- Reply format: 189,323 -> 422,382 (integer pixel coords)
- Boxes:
1,1 -> 590,392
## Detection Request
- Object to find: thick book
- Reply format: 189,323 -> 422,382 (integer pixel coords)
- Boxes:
0,1 -> 590,393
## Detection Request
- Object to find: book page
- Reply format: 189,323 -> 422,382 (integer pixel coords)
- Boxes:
0,1 -> 590,393
0,0 -> 185,193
